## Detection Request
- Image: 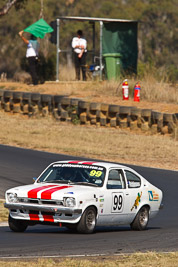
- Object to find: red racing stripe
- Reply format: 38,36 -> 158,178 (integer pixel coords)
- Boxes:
43,215 -> 54,222
28,185 -> 55,199
82,162 -> 97,165
41,185 -> 72,200
29,214 -> 39,221
68,161 -> 97,165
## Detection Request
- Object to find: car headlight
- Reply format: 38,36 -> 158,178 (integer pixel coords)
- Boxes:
63,197 -> 76,207
7,193 -> 18,203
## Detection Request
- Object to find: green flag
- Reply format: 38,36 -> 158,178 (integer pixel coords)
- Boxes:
24,18 -> 54,39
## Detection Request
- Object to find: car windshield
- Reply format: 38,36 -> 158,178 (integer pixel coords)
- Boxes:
37,163 -> 106,187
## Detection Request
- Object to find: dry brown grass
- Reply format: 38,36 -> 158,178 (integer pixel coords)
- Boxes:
0,201 -> 8,222
57,66 -> 178,105
0,252 -> 178,266
0,111 -> 177,171
0,73 -> 178,114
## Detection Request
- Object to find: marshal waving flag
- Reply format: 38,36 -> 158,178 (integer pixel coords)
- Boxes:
24,18 -> 54,38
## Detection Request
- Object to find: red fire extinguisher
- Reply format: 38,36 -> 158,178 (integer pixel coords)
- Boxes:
122,79 -> 129,100
134,82 -> 141,102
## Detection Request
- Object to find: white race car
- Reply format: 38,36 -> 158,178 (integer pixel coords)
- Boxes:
4,160 -> 163,234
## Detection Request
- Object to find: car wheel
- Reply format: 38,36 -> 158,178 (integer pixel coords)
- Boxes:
130,206 -> 149,231
8,214 -> 28,232
77,207 -> 96,234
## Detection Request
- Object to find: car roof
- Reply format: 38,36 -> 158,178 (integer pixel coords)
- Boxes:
51,160 -> 129,170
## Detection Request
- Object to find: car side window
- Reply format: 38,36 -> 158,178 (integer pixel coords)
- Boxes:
107,169 -> 126,189
125,170 -> 141,188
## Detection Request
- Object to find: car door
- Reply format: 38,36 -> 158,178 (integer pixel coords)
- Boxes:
123,169 -> 142,221
103,168 -> 131,225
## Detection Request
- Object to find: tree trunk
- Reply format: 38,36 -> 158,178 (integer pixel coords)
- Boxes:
0,0 -> 18,16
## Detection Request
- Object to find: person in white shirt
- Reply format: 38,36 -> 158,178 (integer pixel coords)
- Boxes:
72,30 -> 87,81
19,31 -> 39,85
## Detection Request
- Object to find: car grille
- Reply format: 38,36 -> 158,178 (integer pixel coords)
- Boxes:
17,198 -> 64,206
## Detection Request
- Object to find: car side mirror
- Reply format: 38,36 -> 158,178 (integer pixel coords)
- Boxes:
33,177 -> 37,182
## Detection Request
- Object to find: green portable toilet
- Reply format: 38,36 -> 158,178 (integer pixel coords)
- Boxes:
103,53 -> 121,80
102,22 -> 138,78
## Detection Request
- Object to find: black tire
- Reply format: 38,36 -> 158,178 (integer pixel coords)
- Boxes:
41,94 -> 52,103
173,113 -> 178,125
77,207 -> 96,234
22,92 -> 31,101
168,121 -> 176,133
80,113 -> 87,123
3,90 -> 13,99
130,206 -> 149,231
100,103 -> 109,112
151,111 -> 163,121
100,117 -> 107,126
60,111 -> 68,120
131,108 -> 141,117
119,106 -> 131,115
163,113 -> 173,123
8,214 -> 28,232
31,93 -> 41,102
0,90 -> 4,97
13,91 -> 23,100
110,118 -> 117,127
61,97 -> 71,106
141,109 -> 152,117
70,98 -> 80,106
78,101 -> 90,110
53,95 -> 66,104
109,104 -> 120,114
90,102 -> 101,111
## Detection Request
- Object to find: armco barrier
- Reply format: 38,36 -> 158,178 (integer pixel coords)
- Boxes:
0,90 -> 177,138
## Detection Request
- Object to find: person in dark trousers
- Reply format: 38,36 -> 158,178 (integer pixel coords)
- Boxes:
72,30 -> 87,81
19,30 -> 39,85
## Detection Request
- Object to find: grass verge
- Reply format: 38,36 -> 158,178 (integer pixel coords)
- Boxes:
0,252 -> 178,266
0,201 -> 8,222
0,112 -> 177,171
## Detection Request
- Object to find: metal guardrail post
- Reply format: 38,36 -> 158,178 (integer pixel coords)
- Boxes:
99,21 -> 103,81
56,19 -> 60,82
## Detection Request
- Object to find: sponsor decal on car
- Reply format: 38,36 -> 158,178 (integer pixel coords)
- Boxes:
131,192 -> 142,211
99,198 -> 104,202
148,190 -> 159,201
53,163 -> 104,171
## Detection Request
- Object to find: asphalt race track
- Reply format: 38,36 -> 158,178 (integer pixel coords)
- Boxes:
0,144 -> 178,257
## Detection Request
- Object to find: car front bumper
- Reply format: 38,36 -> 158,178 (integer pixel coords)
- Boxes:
4,202 -> 82,215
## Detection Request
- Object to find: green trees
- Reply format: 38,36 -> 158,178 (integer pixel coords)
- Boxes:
0,0 -> 27,16
0,0 -> 177,82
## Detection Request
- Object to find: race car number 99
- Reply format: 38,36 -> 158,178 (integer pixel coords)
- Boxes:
112,193 -> 123,213
90,170 -> 102,177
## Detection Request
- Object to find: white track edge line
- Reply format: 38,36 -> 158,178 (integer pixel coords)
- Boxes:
0,251 -> 177,260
